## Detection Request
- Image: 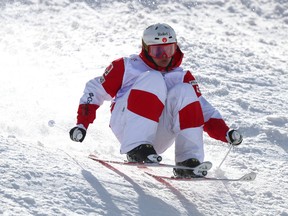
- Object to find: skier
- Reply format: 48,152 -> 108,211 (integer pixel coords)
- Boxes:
69,23 -> 243,178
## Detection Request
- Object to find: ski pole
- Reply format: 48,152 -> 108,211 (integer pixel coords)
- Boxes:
48,120 -> 67,132
48,120 -> 84,141
218,144 -> 233,169
47,120 -> 85,166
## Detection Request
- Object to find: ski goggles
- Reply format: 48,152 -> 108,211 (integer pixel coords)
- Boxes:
148,43 -> 177,59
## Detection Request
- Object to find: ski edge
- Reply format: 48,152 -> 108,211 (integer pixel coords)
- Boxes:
88,154 -> 212,171
144,171 -> 257,182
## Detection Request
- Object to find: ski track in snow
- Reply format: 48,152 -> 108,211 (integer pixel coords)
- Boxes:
0,0 -> 288,215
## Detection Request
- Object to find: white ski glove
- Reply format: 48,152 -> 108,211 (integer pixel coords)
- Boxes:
69,124 -> 86,142
226,129 -> 243,146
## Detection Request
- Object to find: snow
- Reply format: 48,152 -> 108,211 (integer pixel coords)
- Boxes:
0,0 -> 288,215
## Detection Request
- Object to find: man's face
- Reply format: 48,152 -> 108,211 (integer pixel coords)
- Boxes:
147,43 -> 177,67
151,56 -> 172,67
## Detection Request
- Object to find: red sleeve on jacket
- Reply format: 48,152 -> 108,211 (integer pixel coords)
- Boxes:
183,71 -> 202,97
203,118 -> 229,142
77,104 -> 100,129
101,58 -> 125,98
183,71 -> 229,142
77,58 -> 125,128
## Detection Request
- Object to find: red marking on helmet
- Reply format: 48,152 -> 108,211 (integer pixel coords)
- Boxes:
162,38 -> 167,43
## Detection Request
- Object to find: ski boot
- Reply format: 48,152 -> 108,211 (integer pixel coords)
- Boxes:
126,144 -> 162,163
173,158 -> 205,178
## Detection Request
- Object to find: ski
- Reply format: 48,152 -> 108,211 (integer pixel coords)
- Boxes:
89,155 -> 256,182
88,152 -> 256,204
144,171 -> 257,182
88,154 -> 212,172
89,154 -> 183,194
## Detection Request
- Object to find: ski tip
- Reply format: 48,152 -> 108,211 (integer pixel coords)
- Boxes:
240,172 -> 257,181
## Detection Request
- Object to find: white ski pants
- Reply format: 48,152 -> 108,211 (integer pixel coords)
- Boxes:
110,71 -> 205,162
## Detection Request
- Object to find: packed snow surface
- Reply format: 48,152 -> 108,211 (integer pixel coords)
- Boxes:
0,0 -> 287,215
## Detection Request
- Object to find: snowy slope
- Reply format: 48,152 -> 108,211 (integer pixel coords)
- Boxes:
0,0 -> 288,215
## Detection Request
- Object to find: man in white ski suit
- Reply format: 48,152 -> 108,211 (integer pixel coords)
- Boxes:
70,23 -> 243,177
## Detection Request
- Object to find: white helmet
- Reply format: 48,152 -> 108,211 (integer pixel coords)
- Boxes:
142,23 -> 177,46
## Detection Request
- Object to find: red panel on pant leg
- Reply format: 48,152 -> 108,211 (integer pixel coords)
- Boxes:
179,101 -> 204,130
127,89 -> 164,122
